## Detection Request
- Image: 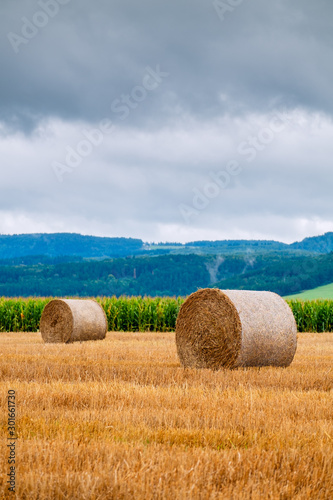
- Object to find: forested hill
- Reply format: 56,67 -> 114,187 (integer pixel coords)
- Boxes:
213,253 -> 333,297
290,232 -> 333,253
1,232 -> 333,259
0,252 -> 332,298
0,233 -> 145,259
0,233 -> 333,297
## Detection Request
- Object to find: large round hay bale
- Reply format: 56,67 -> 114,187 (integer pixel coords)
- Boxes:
176,289 -> 297,369
40,299 -> 108,343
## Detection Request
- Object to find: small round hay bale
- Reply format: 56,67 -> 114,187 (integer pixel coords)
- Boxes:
40,299 -> 107,343
176,288 -> 297,369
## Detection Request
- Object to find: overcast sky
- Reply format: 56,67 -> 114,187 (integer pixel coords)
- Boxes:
1,0 -> 333,243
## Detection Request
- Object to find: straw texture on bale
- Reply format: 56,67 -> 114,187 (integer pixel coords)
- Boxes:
176,288 -> 297,369
40,299 -> 108,343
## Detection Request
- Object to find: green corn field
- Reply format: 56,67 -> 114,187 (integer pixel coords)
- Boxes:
0,296 -> 184,333
0,296 -> 332,333
287,299 -> 333,333
97,296 -> 184,332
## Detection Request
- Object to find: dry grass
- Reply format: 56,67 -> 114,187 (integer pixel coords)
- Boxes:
0,331 -> 332,499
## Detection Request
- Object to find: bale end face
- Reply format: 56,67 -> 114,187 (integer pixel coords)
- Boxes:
176,288 -> 242,369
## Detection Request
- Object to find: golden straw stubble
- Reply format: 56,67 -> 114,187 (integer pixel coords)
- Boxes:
40,299 -> 107,343
176,288 -> 297,369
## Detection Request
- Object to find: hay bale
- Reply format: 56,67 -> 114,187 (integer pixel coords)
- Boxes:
176,288 -> 297,369
40,299 -> 107,343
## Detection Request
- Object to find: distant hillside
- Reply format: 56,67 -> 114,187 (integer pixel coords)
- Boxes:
0,233 -> 145,259
185,233 -> 333,255
1,231 -> 333,261
290,232 -> 333,253
184,239 -> 289,253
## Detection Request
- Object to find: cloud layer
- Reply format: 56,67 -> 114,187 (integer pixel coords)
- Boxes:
1,0 -> 333,242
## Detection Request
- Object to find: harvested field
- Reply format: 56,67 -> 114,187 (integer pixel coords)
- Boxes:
0,331 -> 332,499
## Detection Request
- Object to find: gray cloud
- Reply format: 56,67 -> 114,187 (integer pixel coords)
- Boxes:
2,0 -> 333,131
1,0 -> 333,243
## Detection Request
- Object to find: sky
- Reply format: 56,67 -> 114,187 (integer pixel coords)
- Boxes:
1,0 -> 333,243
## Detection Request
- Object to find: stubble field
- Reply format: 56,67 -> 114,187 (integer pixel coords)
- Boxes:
0,331 -> 333,499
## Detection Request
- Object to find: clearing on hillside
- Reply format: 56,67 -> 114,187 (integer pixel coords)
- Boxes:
285,282 -> 333,300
